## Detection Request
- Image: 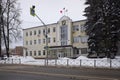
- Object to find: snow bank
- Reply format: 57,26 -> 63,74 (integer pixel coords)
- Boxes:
58,57 -> 70,60
76,56 -> 88,60
6,56 -> 35,63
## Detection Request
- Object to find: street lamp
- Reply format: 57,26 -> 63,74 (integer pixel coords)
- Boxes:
30,5 -> 48,65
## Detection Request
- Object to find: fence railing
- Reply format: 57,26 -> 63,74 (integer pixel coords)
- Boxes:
0,58 -> 21,64
0,58 -> 120,69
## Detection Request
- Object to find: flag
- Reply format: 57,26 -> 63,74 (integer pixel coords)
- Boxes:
60,10 -> 62,13
66,9 -> 68,12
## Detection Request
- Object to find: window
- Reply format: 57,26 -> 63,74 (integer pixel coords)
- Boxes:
43,50 -> 45,55
34,30 -> 36,35
34,51 -> 36,56
38,39 -> 41,44
81,48 -> 87,54
34,40 -> 36,44
48,28 -> 50,33
30,40 -> 32,45
43,29 -> 45,34
81,36 -> 88,43
73,37 -> 79,43
53,27 -> 56,32
30,31 -> 32,36
60,25 -> 68,46
30,51 -> 32,56
38,51 -> 41,56
53,37 -> 56,42
26,32 -> 28,36
81,24 -> 85,32
26,51 -> 28,56
38,30 -> 41,34
48,37 -> 50,43
26,41 -> 28,45
62,20 -> 66,25
73,25 -> 79,31
43,39 -> 45,44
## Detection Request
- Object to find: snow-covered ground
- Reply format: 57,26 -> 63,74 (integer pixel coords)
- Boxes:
0,55 -> 120,69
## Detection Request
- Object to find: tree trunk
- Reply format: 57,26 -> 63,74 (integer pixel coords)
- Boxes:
0,0 -> 2,57
6,0 -> 10,57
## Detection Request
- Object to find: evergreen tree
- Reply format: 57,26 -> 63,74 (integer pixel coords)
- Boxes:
84,0 -> 120,58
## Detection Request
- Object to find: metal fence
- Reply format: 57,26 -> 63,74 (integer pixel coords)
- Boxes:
44,59 -> 120,69
0,58 -> 21,64
0,58 -> 120,69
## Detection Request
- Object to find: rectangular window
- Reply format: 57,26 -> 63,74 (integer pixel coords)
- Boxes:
26,32 -> 28,36
38,30 -> 41,34
53,37 -> 56,42
34,30 -> 36,35
30,31 -> 32,36
81,36 -> 88,43
26,51 -> 28,56
73,37 -> 79,43
43,50 -> 45,55
43,29 -> 45,34
60,25 -> 68,46
48,28 -> 50,33
53,27 -> 56,32
43,39 -> 45,44
73,25 -> 79,31
34,40 -> 36,44
38,39 -> 41,44
48,37 -> 50,43
81,24 -> 85,32
34,51 -> 36,56
30,40 -> 32,45
38,51 -> 41,56
30,51 -> 32,56
81,48 -> 87,54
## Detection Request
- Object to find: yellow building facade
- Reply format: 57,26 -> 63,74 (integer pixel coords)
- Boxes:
23,16 -> 88,59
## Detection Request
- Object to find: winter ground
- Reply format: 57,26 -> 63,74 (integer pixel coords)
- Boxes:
0,56 -> 120,69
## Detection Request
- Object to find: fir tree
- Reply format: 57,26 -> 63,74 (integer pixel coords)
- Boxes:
84,0 -> 120,58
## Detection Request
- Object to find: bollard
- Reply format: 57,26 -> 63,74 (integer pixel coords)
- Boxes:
110,59 -> 112,68
94,60 -> 96,68
12,59 -> 13,64
80,59 -> 82,67
55,59 -> 57,66
67,59 -> 69,66
19,59 -> 21,64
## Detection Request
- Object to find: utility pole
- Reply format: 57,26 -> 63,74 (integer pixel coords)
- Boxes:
30,5 -> 48,65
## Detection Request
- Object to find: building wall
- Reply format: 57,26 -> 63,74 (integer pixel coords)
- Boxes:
23,16 -> 88,58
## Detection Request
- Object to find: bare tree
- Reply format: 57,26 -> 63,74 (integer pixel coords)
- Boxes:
1,0 -> 21,57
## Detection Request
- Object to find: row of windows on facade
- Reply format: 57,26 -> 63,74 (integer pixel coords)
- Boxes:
25,36 -> 88,45
26,38 -> 56,45
26,27 -> 56,36
25,25 -> 85,37
73,36 -> 88,43
26,50 -> 46,56
73,24 -> 85,32
26,50 -> 71,57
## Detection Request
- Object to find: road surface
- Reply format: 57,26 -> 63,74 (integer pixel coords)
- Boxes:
0,64 -> 120,80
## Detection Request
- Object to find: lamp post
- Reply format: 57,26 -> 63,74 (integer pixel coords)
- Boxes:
30,5 -> 48,65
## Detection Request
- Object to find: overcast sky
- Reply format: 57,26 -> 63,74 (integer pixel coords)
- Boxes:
11,0 -> 87,48
19,0 -> 87,29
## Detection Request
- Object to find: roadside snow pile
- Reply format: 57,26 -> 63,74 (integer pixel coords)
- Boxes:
6,56 -> 35,63
58,57 -> 70,60
76,56 -> 88,60
20,56 -> 35,63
